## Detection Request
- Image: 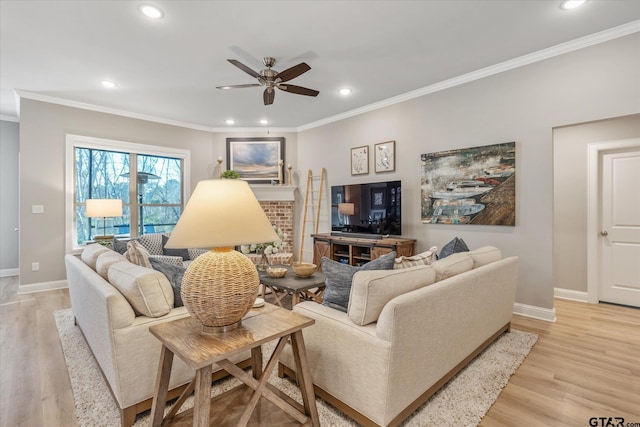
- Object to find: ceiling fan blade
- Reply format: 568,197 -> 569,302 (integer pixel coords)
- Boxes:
227,59 -> 260,78
278,84 -> 319,97
216,84 -> 261,89
276,62 -> 311,82
264,88 -> 275,105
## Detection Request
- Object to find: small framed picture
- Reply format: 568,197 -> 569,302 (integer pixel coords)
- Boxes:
374,140 -> 396,173
351,145 -> 369,175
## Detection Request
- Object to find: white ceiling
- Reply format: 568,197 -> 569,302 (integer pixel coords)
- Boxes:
1,1 -> 639,130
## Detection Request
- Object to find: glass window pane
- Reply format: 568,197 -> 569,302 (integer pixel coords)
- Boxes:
137,154 -> 182,205
139,206 -> 181,235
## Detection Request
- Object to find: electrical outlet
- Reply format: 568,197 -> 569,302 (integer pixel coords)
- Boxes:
32,262 -> 39,271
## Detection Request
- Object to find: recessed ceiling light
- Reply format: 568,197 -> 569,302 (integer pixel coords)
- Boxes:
219,86 -> 233,90
225,119 -> 235,125
260,119 -> 269,125
560,0 -> 586,10
339,88 -> 352,96
139,4 -> 164,19
101,80 -> 117,89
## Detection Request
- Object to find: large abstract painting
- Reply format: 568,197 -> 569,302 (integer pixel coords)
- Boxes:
420,142 -> 516,226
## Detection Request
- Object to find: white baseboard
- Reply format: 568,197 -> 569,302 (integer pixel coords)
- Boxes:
513,302 -> 557,322
0,268 -> 19,278
18,280 -> 68,294
554,287 -> 589,302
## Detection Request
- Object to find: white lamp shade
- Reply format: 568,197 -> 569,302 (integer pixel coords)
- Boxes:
166,179 -> 279,249
86,199 -> 123,218
338,203 -> 355,215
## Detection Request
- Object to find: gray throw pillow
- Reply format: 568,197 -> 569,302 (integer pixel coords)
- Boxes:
322,251 -> 396,313
439,237 -> 469,259
149,258 -> 185,307
162,234 -> 190,261
113,238 -> 129,255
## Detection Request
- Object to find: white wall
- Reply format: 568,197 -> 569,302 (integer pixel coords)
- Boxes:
553,114 -> 640,293
0,120 -> 19,275
295,33 -> 640,310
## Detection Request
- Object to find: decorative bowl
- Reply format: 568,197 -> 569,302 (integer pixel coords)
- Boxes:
292,262 -> 317,278
267,267 -> 287,278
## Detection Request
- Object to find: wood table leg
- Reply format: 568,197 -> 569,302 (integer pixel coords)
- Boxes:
291,330 -> 320,427
193,365 -> 212,427
292,292 -> 300,306
251,345 -> 263,379
151,345 -> 174,427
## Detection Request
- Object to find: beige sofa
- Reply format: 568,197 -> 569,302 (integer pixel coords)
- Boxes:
278,247 -> 519,427
64,244 -> 250,427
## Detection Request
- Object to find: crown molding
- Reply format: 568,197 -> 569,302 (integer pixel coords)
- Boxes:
0,115 -> 19,122
298,20 -> 640,132
12,20 -> 639,134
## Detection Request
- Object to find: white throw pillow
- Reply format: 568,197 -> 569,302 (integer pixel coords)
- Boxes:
125,240 -> 152,268
108,261 -> 174,317
348,265 -> 436,326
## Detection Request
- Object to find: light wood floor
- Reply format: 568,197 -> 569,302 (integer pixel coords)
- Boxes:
1,276 -> 638,427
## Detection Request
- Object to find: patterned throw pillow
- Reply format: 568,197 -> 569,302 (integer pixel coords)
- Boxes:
394,246 -> 438,269
162,234 -> 190,261
322,251 -> 396,313
125,240 -> 152,268
149,258 -> 185,307
439,237 -> 469,259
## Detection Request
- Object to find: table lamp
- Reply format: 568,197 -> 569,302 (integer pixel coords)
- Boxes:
338,202 -> 355,226
86,199 -> 123,241
165,179 -> 278,333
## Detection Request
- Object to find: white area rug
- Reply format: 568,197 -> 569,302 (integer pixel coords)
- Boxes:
54,309 -> 537,426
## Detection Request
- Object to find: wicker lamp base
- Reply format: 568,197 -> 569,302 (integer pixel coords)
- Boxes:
181,247 -> 259,333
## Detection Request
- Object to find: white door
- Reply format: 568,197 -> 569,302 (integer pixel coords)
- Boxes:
599,146 -> 640,307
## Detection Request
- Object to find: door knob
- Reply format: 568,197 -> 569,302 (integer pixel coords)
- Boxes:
600,230 -> 608,236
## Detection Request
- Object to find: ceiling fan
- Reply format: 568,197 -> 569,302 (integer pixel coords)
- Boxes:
217,57 -> 320,105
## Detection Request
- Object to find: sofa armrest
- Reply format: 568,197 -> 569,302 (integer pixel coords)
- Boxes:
279,302 -> 392,426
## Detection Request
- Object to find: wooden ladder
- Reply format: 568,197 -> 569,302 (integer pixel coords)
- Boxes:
298,168 -> 326,262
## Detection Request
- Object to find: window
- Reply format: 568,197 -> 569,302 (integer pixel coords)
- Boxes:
66,135 -> 190,251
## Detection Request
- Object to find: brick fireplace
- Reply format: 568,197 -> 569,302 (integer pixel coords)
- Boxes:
252,185 -> 296,255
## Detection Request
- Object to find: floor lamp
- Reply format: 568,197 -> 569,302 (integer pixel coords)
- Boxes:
86,199 -> 123,242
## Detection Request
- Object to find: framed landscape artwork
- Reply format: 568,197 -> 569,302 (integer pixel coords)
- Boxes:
420,141 -> 516,226
226,137 -> 285,184
351,145 -> 369,175
374,140 -> 396,173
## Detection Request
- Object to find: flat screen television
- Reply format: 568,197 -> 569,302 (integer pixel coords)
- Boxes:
331,180 -> 401,237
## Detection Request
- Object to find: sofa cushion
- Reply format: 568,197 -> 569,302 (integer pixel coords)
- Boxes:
162,234 -> 190,260
81,243 -> 111,270
95,250 -> 128,280
393,246 -> 438,269
439,237 -> 469,259
468,246 -> 502,268
348,265 -> 436,326
108,261 -> 174,317
431,252 -> 474,281
125,240 -> 152,268
322,251 -> 396,313
149,258 -> 185,307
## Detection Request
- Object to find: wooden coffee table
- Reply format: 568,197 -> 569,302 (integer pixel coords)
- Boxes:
259,266 -> 325,308
149,304 -> 320,427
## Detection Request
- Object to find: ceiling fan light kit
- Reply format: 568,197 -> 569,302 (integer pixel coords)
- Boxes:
217,56 -> 320,105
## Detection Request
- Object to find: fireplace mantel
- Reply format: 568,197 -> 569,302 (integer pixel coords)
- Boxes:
251,185 -> 296,202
